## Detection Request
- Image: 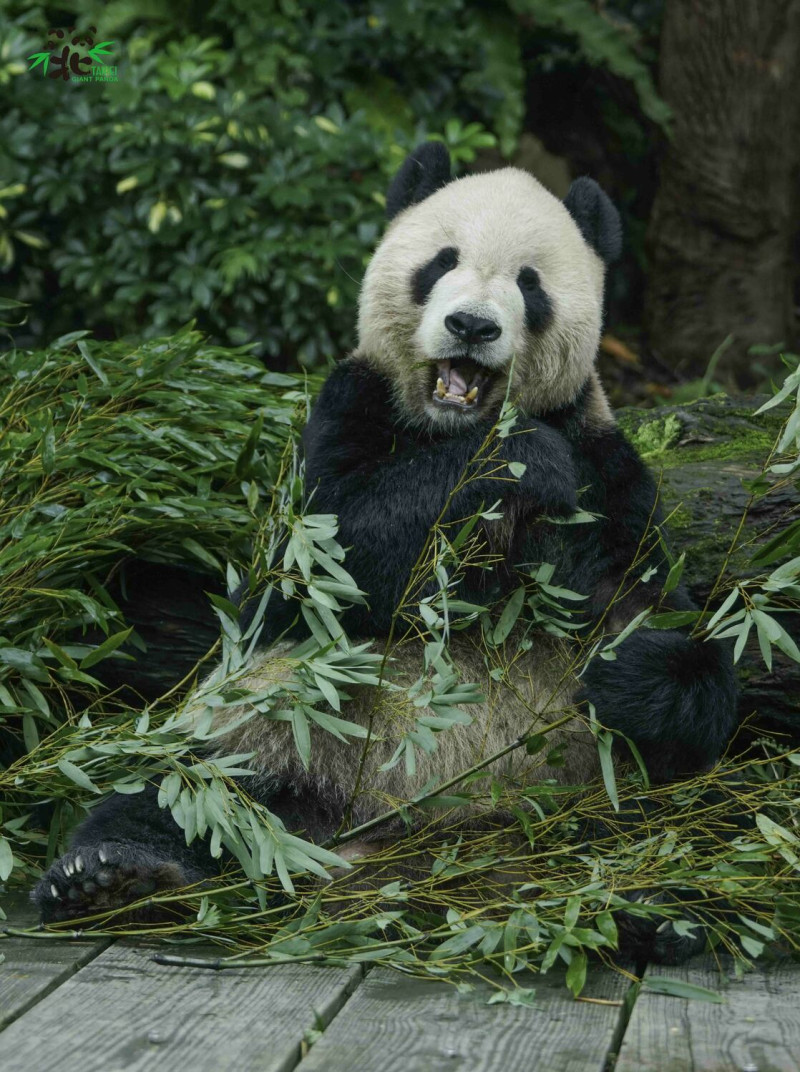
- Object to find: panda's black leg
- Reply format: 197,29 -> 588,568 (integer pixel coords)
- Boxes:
32,785 -> 219,923
629,775 -> 750,964
579,629 -> 737,781
616,890 -> 708,965
579,804 -> 710,966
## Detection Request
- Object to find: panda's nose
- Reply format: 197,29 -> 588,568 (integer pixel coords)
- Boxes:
444,312 -> 501,344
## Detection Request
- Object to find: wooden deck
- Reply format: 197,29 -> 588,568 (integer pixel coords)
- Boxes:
1,897 -> 798,1072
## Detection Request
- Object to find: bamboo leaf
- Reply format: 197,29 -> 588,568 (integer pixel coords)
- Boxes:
57,759 -> 101,794
0,836 -> 13,881
643,978 -> 725,1003
80,628 -> 133,669
705,588 -> 740,631
291,707 -> 311,769
662,553 -> 685,595
566,950 -> 587,997
647,610 -> 700,630
492,586 -> 525,645
596,730 -> 619,812
430,925 -> 486,960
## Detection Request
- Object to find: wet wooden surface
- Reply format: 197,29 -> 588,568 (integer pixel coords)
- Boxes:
617,955 -> 800,1072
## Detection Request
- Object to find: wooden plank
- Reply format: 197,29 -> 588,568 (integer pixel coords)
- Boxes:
0,894 -> 111,1031
296,964 -> 632,1072
616,954 -> 800,1072
0,940 -> 362,1072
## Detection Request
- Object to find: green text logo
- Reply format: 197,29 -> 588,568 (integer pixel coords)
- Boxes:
28,26 -> 117,83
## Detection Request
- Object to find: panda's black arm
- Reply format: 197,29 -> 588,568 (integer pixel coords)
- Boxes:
566,426 -> 738,779
560,425 -> 684,618
302,359 -> 578,635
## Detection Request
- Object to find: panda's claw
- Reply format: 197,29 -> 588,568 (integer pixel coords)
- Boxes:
33,843 -> 192,923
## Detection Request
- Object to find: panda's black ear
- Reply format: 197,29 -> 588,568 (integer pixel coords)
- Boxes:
564,177 -> 622,265
385,142 -> 452,221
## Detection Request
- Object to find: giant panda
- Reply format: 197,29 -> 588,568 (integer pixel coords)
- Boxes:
33,144 -> 737,957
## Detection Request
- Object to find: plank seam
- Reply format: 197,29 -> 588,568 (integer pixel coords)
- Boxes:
0,937 -> 114,1034
603,969 -> 643,1072
290,963 -> 369,1072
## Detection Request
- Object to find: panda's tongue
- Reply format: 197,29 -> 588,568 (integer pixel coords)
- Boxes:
448,366 -> 469,396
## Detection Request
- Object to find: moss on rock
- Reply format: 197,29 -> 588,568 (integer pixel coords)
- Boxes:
618,393 -> 782,471
624,412 -> 683,459
618,394 -> 795,593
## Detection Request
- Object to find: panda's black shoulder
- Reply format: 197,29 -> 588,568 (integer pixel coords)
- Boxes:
313,358 -> 389,414
544,388 -> 658,513
580,437 -> 663,561
581,424 -> 652,482
303,359 -> 396,473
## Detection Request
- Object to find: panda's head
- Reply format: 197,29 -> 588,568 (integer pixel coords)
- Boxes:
356,142 -> 621,429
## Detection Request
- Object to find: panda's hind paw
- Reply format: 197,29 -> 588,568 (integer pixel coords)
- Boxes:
32,842 -> 189,924
615,888 -> 708,966
648,917 -> 707,965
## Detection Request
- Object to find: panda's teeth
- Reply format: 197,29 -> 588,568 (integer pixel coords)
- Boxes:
465,386 -> 479,403
436,378 -> 446,398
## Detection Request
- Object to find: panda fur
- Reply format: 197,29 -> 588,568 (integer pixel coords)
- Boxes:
33,144 -> 738,951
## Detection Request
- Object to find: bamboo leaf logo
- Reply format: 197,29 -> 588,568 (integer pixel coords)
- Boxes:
87,41 -> 115,65
27,52 -> 50,75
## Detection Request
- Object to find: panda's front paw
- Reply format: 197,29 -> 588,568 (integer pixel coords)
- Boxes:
501,424 -> 577,516
32,842 -> 190,924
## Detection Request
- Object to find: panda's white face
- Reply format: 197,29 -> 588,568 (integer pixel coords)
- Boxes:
357,167 -> 607,429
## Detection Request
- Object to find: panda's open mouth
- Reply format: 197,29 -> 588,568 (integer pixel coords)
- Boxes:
431,358 -> 493,410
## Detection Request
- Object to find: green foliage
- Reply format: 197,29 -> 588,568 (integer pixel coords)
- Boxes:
0,333 -> 287,653
508,0 -> 669,126
0,331 -> 306,880
1,334 -> 800,999
0,2 -> 507,365
0,1 -> 666,366
0,325 -> 303,598
587,358 -> 800,698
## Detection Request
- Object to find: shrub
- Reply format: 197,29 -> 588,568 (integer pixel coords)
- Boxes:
0,3 -> 506,367
0,1 -> 665,368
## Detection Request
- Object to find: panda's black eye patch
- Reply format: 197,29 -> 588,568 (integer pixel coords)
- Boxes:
517,266 -> 553,334
411,246 -> 459,305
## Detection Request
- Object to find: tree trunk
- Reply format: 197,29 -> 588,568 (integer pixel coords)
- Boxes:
645,1 -> 800,386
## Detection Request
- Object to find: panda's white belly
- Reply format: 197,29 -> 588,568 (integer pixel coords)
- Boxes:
204,630 -> 600,827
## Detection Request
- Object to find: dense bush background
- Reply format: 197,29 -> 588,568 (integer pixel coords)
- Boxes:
0,0 -> 665,370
